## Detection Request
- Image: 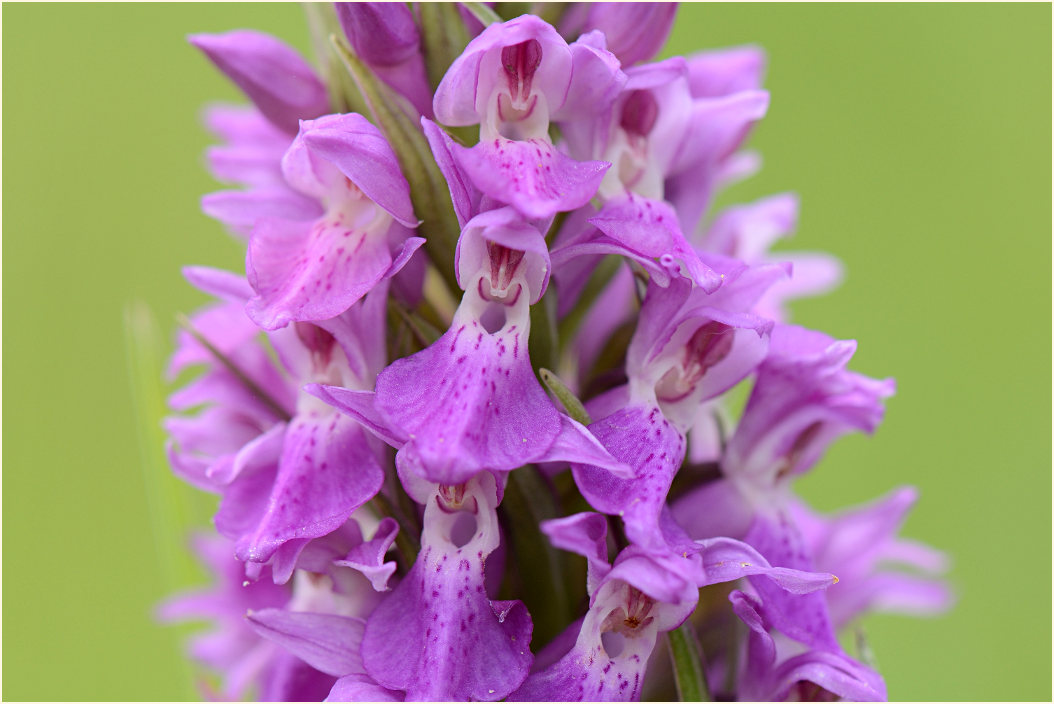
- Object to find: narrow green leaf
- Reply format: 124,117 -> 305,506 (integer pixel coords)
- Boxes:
302,2 -> 361,115
461,1 -> 503,27
389,298 -> 444,349
667,622 -> 711,702
330,35 -> 462,295
418,3 -> 471,90
539,368 -> 591,426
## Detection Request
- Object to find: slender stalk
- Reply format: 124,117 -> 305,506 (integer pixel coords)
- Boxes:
175,313 -> 292,423
667,622 -> 712,702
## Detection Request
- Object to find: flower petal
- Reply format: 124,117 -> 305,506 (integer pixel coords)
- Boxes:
189,31 -> 328,134
247,609 -> 366,678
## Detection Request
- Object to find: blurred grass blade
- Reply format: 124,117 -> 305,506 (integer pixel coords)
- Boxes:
124,302 -> 205,588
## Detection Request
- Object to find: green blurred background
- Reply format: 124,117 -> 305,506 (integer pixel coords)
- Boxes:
3,3 -> 1050,700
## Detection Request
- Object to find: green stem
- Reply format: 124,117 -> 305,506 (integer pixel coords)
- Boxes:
499,467 -> 574,644
556,254 -> 623,350
176,313 -> 291,422
667,622 -> 712,701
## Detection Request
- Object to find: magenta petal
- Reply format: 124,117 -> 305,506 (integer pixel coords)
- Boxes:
202,187 -> 321,238
686,45 -> 767,98
731,590 -> 886,702
422,118 -> 483,227
334,517 -> 400,591
562,3 -> 677,67
245,216 -> 394,330
335,2 -> 432,118
189,31 -> 328,134
571,403 -> 687,549
540,512 -> 611,585
202,104 -> 290,187
743,512 -> 841,652
261,651 -> 340,702
183,266 -> 255,303
453,137 -> 609,220
236,413 -> 384,563
375,318 -> 561,483
696,537 -> 837,594
536,415 -> 635,479
247,609 -> 365,678
305,386 -> 406,449
327,674 -> 405,702
589,194 -> 723,292
300,115 -> 417,227
553,33 -> 627,120
361,477 -> 534,700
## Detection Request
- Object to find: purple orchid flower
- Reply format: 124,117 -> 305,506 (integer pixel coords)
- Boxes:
729,589 -> 887,702
433,15 -> 625,219
788,488 -> 953,629
513,512 -> 838,701
167,8 -> 950,701
361,471 -> 534,701
165,267 -> 393,575
552,54 -> 767,294
570,258 -> 784,548
723,324 -> 895,502
244,112 -> 424,330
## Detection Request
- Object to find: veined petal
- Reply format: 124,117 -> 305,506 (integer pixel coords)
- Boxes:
247,609 -> 366,678
375,303 -> 561,484
236,413 -> 384,564
452,137 -> 609,220
245,216 -> 394,330
572,403 -> 687,550
300,114 -> 418,228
